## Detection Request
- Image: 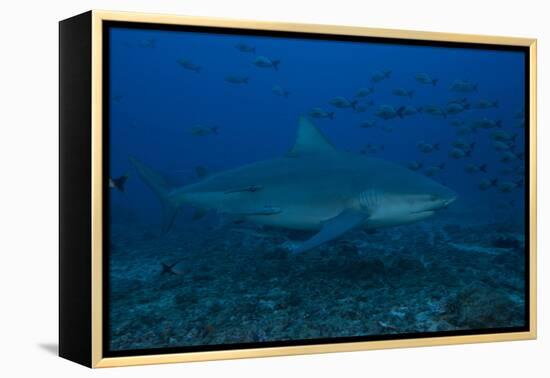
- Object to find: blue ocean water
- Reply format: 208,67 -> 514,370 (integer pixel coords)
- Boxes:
107,26 -> 526,352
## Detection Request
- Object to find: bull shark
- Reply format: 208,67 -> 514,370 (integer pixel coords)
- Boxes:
131,117 -> 457,253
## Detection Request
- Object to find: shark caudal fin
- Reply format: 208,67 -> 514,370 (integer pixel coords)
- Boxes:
129,157 -> 179,233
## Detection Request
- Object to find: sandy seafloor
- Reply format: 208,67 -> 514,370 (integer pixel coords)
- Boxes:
108,210 -> 526,352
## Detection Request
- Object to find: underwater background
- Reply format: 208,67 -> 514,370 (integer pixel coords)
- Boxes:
107,26 -> 527,352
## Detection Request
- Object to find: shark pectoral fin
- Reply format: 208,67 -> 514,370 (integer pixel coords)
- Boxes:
291,209 -> 369,254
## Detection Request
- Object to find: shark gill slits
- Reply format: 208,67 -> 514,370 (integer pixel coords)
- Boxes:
359,189 -> 379,211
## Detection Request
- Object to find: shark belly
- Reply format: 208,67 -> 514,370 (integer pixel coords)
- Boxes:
182,183 -> 346,231
365,208 -> 435,228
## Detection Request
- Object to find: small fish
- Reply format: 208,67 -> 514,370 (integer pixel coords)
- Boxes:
464,164 -> 487,174
452,139 -> 475,151
112,94 -> 124,103
515,109 -> 525,119
407,161 -> 423,171
235,43 -> 256,53
190,125 -> 219,136
109,175 -> 129,192
417,142 -> 439,153
392,88 -> 414,98
138,38 -> 156,48
424,163 -> 445,177
359,120 -> 377,129
375,105 -> 402,120
472,118 -> 502,130
450,120 -> 465,127
360,143 -> 384,155
516,119 -> 526,128
253,56 -> 280,70
308,107 -> 334,120
448,148 -> 470,159
415,73 -> 438,86
457,125 -> 477,135
420,105 -> 446,118
490,130 -> 517,142
371,70 -> 392,83
353,100 -> 374,113
355,87 -> 374,98
445,103 -> 469,115
473,99 -> 499,109
499,166 -> 523,175
493,141 -> 514,151
272,85 -> 290,97
478,178 -> 498,191
329,96 -> 358,109
448,98 -> 469,107
177,58 -> 201,73
500,151 -> 524,163
381,124 -> 393,133
225,75 -> 249,84
498,179 -> 523,193
450,79 -> 478,93
396,105 -> 418,117
497,200 -> 516,209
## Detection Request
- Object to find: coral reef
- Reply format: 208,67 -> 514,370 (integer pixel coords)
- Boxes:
108,218 -> 526,351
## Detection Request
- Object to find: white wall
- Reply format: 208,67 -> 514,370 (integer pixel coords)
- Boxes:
1,0 -> 546,376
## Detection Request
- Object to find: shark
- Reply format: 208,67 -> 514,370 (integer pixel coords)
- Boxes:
131,117 -> 457,253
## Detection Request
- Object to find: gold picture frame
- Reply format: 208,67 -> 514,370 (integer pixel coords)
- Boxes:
59,10 -> 537,368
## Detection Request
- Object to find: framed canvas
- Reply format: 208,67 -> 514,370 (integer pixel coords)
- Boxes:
59,10 -> 537,368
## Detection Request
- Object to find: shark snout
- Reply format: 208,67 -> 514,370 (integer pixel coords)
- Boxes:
430,193 -> 457,212
411,193 -> 457,214
442,196 -> 457,208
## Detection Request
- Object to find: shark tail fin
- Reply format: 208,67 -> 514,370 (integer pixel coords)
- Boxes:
130,157 -> 180,233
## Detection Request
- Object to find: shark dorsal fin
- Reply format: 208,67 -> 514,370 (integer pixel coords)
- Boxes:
287,117 -> 337,157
